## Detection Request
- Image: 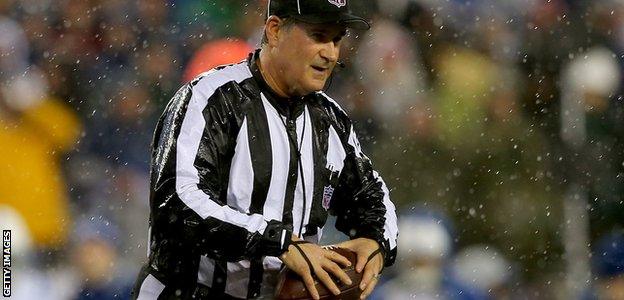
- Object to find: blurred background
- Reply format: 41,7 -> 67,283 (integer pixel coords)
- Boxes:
1,0 -> 624,299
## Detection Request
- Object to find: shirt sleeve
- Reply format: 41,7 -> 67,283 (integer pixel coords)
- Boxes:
330,123 -> 399,267
150,83 -> 291,262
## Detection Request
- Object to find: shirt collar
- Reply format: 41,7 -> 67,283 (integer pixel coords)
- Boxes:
248,49 -> 309,119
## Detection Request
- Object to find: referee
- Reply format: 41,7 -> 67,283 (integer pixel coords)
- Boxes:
133,0 -> 398,299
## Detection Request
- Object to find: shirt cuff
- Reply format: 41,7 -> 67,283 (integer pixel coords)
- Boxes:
260,220 -> 292,257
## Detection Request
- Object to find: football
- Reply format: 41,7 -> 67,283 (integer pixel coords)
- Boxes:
274,246 -> 363,300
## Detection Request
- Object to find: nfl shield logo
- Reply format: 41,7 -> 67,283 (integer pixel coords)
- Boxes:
322,185 -> 334,210
328,0 -> 346,8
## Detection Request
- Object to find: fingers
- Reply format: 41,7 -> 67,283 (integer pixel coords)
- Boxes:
326,249 -> 352,267
315,268 -> 341,295
333,239 -> 366,272
302,272 -> 320,300
323,260 -> 352,286
359,275 -> 378,299
355,251 -> 368,273
360,259 -> 382,299
334,239 -> 354,249
295,245 -> 344,297
359,264 -> 377,291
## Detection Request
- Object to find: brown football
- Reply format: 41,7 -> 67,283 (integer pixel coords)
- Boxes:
274,246 -> 363,300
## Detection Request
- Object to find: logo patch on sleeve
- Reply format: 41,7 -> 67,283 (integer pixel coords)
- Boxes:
322,185 -> 334,210
328,0 -> 346,8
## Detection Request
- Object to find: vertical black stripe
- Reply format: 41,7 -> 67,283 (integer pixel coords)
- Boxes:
247,258 -> 264,299
247,95 -> 273,214
245,93 -> 273,299
307,105 -> 330,233
196,82 -> 249,205
212,260 -> 227,294
283,115 -> 300,235
150,84 -> 204,291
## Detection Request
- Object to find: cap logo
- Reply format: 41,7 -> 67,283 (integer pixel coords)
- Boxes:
327,0 -> 346,8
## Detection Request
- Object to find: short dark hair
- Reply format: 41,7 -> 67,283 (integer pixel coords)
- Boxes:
261,17 -> 298,46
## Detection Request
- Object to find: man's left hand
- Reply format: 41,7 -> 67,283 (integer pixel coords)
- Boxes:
335,238 -> 383,299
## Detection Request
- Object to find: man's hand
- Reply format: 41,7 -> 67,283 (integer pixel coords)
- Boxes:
279,237 -> 353,300
335,238 -> 384,299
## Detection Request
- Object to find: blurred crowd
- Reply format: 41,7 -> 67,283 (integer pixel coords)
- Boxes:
2,0 -> 624,299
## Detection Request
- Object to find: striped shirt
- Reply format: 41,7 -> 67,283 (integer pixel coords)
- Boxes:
135,51 -> 398,299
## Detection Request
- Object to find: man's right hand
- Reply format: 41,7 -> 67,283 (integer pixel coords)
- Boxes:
279,237 -> 353,300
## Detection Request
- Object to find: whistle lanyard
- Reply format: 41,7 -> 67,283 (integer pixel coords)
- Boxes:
279,105 -> 308,238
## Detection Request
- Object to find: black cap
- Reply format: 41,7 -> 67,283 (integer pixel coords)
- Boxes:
267,0 -> 370,30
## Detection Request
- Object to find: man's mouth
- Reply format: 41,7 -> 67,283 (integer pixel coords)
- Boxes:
311,65 -> 328,72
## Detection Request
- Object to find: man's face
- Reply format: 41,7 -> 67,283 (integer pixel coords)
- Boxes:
274,20 -> 347,95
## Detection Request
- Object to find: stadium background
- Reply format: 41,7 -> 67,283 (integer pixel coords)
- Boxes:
1,0 -> 624,299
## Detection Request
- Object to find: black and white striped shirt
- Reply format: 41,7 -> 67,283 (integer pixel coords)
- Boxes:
135,51 -> 398,299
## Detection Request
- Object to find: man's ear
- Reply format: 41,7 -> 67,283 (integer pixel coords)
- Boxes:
265,15 -> 283,48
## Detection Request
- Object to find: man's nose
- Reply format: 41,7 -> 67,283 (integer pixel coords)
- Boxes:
320,42 -> 339,63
